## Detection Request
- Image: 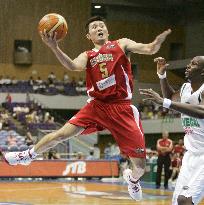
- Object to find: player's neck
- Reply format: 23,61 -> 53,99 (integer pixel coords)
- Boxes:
191,80 -> 204,92
93,39 -> 109,50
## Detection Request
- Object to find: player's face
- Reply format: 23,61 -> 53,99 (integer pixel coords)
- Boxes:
185,57 -> 201,80
86,21 -> 109,44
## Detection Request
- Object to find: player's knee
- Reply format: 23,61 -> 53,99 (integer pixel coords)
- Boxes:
177,195 -> 192,205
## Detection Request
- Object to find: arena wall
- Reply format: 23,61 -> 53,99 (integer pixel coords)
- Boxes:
0,0 -> 185,84
0,0 -> 90,80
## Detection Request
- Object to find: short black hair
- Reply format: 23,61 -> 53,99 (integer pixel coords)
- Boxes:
85,16 -> 106,34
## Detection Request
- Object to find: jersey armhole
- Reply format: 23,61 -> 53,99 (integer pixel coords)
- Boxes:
180,83 -> 187,97
116,39 -> 131,63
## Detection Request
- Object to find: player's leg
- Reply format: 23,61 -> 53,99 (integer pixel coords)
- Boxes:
176,153 -> 204,205
156,156 -> 163,188
172,151 -> 204,205
129,157 -> 146,179
107,103 -> 146,201
2,101 -> 105,166
177,196 -> 193,205
172,151 -> 189,205
2,123 -> 84,165
34,123 -> 84,153
164,155 -> 171,189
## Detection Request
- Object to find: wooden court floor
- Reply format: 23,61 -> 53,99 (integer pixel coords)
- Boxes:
0,181 -> 203,205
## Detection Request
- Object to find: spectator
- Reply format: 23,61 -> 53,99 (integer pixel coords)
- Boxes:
156,131 -> 173,189
11,76 -> 18,85
169,153 -> 181,184
25,131 -> 34,146
4,76 -> 12,86
42,152 -> 49,159
1,110 -> 9,120
63,72 -> 70,84
26,110 -> 38,123
93,144 -> 100,159
110,143 -> 120,157
76,77 -> 86,94
2,119 -> 9,130
28,76 -> 35,86
7,135 -> 17,147
48,72 -> 56,85
173,139 -> 185,157
86,150 -> 95,160
48,149 -> 60,159
104,142 -> 112,159
5,93 -> 12,104
146,150 -> 158,163
44,112 -> 50,122
46,115 -> 55,124
34,76 -> 46,93
77,152 -> 85,160
70,77 -> 77,87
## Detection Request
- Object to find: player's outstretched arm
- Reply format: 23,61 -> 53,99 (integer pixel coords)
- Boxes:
40,31 -> 87,71
154,57 -> 180,101
140,88 -> 204,119
119,29 -> 171,55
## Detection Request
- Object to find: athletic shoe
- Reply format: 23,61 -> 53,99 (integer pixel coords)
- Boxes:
1,150 -> 33,166
123,169 -> 142,201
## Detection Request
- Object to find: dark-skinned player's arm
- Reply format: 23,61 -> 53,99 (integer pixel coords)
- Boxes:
140,88 -> 204,119
154,57 -> 180,101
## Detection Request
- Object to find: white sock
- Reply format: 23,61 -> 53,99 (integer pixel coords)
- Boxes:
29,147 -> 38,159
129,174 -> 139,183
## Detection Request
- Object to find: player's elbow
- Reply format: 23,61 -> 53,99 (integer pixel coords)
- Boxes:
191,109 -> 204,119
145,45 -> 157,55
64,63 -> 83,72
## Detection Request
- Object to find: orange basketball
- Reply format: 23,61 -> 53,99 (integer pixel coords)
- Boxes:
38,13 -> 68,41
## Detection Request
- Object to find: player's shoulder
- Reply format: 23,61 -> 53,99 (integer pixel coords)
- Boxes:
118,38 -> 131,45
117,38 -> 132,52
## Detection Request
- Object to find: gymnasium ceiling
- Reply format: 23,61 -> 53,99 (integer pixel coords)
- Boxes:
92,0 -> 204,9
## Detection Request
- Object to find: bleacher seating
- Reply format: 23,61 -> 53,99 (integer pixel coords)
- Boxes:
0,130 -> 28,152
0,80 -> 84,96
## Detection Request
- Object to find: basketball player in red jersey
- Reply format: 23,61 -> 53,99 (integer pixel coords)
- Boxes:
2,16 -> 171,200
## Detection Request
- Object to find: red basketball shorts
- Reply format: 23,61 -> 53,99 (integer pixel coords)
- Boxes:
68,100 -> 146,158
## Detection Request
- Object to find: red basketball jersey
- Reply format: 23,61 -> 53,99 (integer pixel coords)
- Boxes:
86,40 -> 133,102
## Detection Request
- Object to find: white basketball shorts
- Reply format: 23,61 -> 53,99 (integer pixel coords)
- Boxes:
172,151 -> 204,205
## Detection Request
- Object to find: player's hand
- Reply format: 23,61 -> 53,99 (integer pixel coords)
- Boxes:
155,29 -> 171,44
154,57 -> 169,75
40,30 -> 58,49
139,88 -> 163,105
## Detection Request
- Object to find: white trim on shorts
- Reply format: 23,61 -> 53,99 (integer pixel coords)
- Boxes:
130,105 -> 144,138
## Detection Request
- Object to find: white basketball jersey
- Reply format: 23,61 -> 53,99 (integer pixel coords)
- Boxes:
180,82 -> 204,154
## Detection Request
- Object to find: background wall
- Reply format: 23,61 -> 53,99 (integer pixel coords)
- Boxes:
0,0 -> 186,84
0,0 -> 90,80
1,1 -> 204,84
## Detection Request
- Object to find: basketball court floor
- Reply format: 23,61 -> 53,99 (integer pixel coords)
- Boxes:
0,180 -> 176,205
0,181 -> 203,205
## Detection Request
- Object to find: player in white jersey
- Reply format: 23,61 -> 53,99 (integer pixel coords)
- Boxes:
140,56 -> 204,205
